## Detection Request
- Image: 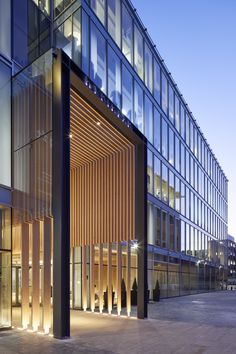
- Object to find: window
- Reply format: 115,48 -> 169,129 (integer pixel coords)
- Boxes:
180,105 -> 185,139
122,65 -> 133,121
162,211 -> 167,248
161,72 -> 168,115
107,0 -> 121,46
181,221 -> 186,253
154,156 -> 161,199
181,143 -> 185,178
162,163 -> 168,203
122,4 -> 133,63
144,95 -> 153,143
175,96 -> 180,132
0,61 -> 11,186
90,22 -> 106,92
91,0 -> 106,25
154,108 -> 161,152
134,26 -> 143,79
134,81 -> 143,132
175,176 -> 180,212
155,207 -> 161,246
162,119 -> 168,160
72,9 -> 81,67
145,43 -> 153,92
169,128 -> 174,166
55,17 -> 72,58
169,171 -> 175,209
186,151 -> 190,183
154,59 -> 161,104
181,182 -> 185,216
108,46 -> 121,108
170,215 -> 174,250
0,0 -> 11,57
81,10 -> 89,75
169,85 -> 174,124
147,150 -> 153,194
175,136 -> 180,172
186,113 -> 190,147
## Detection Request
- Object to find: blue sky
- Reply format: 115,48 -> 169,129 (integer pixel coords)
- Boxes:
132,0 -> 236,236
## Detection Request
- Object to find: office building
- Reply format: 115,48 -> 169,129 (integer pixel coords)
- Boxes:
0,0 -> 228,338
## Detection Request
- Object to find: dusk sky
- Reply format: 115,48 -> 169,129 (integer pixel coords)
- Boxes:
132,0 -> 236,236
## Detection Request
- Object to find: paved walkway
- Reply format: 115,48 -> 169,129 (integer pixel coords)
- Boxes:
1,291 -> 236,354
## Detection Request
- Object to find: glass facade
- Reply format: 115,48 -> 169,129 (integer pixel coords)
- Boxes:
52,0 -> 228,299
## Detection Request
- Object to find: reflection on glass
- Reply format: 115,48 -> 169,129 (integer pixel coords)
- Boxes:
0,0 -> 11,57
145,43 -> 153,92
0,251 -> 11,328
91,0 -> 106,25
169,171 -> 174,209
170,215 -> 174,250
134,81 -> 143,131
154,156 -> 161,199
162,119 -> 168,160
147,150 -> 153,194
169,85 -> 174,124
154,108 -> 161,152
175,136 -> 180,172
122,65 -> 133,121
169,128 -> 174,166
144,95 -> 153,144
134,25 -> 143,79
72,9 -> 81,67
175,96 -> 180,132
175,176 -> 180,212
107,0 -> 121,46
122,4 -> 133,64
154,60 -> 161,104
161,72 -> 168,115
180,105 -> 185,139
90,22 -> 106,92
108,46 -> 121,108
0,207 -> 11,250
162,212 -> 167,248
55,17 -> 72,58
162,163 -> 168,203
82,10 -> 89,75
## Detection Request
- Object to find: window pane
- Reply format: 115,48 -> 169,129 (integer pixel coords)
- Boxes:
107,0 -> 121,46
72,9 -> 81,67
169,171 -> 175,209
161,72 -> 168,115
154,59 -> 161,104
145,43 -> 153,92
170,215 -> 174,250
180,105 -> 185,139
108,46 -> 121,108
144,95 -> 153,143
122,4 -> 133,63
169,128 -> 174,166
181,182 -> 185,216
134,81 -> 143,132
175,136 -> 180,172
169,85 -> 174,124
90,22 -> 106,92
0,207 -> 11,250
91,0 -> 106,25
175,96 -> 180,132
134,25 -> 143,79
162,163 -> 168,203
181,143 -> 185,178
0,0 -> 11,57
154,108 -> 161,152
82,10 -> 89,75
154,156 -> 161,199
122,65 -> 133,121
162,212 -> 167,248
162,119 -> 168,160
175,177 -> 180,212
55,18 -> 72,58
147,150 -> 153,194
0,251 -> 11,327
0,61 -> 11,186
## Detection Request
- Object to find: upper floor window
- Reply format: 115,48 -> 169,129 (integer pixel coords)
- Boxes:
107,0 -> 121,46
134,25 -> 144,79
122,4 -> 133,64
153,59 -> 161,105
91,0 -> 106,25
122,64 -> 133,121
161,72 -> 168,115
169,85 -> 174,125
108,45 -> 121,108
134,81 -> 143,132
90,22 -> 106,92
145,43 -> 153,92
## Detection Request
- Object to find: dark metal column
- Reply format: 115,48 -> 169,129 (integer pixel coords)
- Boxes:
52,50 -> 70,339
136,141 -> 148,319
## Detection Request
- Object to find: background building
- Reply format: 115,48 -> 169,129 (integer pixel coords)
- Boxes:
0,0 -> 228,338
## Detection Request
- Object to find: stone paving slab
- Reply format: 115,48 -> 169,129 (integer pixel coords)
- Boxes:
1,291 -> 236,354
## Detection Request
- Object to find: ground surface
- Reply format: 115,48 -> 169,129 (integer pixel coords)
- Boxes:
1,291 -> 236,354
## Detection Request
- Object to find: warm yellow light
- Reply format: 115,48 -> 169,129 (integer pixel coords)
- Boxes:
96,121 -> 101,126
69,133 -> 73,138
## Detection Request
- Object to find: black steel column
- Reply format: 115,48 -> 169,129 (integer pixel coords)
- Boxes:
136,141 -> 148,319
52,50 -> 70,339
